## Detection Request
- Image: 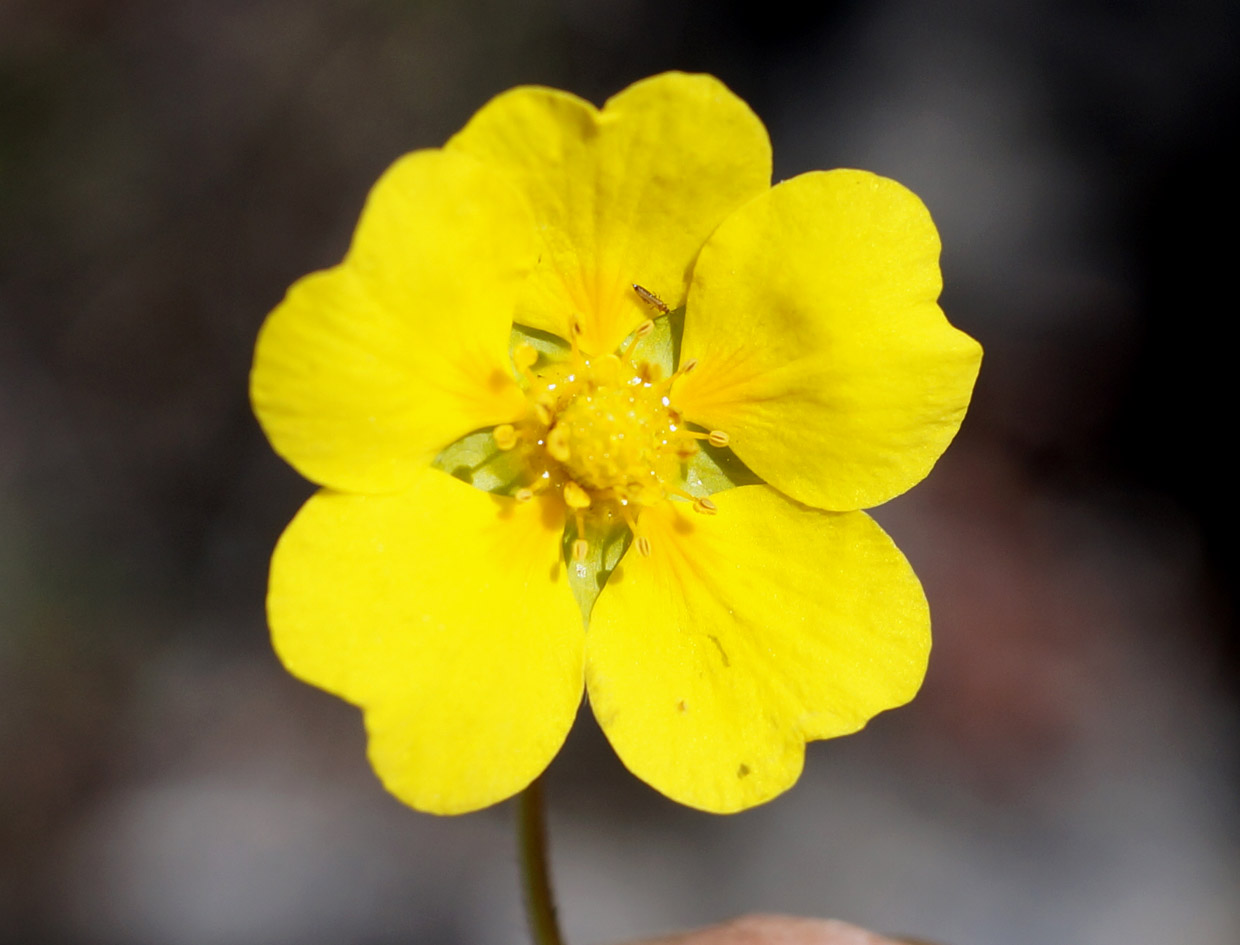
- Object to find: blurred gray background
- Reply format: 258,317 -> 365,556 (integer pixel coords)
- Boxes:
2,1 -> 1237,943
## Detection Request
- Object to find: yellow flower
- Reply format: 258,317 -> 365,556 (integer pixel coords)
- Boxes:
251,73 -> 981,815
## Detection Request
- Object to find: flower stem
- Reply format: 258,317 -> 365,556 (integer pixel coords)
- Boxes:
517,776 -> 566,945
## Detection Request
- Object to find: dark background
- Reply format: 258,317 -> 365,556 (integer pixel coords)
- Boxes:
2,2 -> 1237,943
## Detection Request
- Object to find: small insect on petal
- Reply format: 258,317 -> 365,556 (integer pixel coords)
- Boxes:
632,284 -> 670,315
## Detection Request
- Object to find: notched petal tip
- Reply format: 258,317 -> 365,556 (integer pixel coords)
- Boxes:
448,71 -> 773,356
268,474 -> 584,815
250,148 -> 534,494
677,168 -> 981,512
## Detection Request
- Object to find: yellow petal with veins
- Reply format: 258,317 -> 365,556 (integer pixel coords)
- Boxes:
674,170 -> 982,511
268,470 -> 583,814
586,486 -> 928,813
448,71 -> 772,356
251,149 -> 532,494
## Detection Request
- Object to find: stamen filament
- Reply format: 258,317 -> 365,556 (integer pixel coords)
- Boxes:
619,319 -> 655,359
685,429 -> 730,448
658,358 -> 697,395
567,315 -> 585,358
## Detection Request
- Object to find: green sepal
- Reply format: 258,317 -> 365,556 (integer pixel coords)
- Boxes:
432,428 -> 527,494
561,512 -> 631,624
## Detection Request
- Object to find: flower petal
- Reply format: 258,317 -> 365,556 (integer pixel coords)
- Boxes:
268,470 -> 583,814
447,72 -> 772,355
585,486 -> 928,813
251,149 -> 533,494
674,170 -> 982,511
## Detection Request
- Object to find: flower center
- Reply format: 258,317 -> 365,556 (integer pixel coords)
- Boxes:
493,287 -> 726,560
549,356 -> 685,497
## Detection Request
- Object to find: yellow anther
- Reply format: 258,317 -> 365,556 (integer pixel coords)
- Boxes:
563,480 -> 592,509
686,428 -> 730,449
546,424 -> 571,462
693,496 -> 718,515
635,535 -> 652,557
637,361 -> 663,384
567,314 -> 586,357
625,481 -> 663,506
572,538 -> 589,563
660,357 -> 697,394
493,424 -> 518,450
620,319 -> 656,359
513,342 -> 538,373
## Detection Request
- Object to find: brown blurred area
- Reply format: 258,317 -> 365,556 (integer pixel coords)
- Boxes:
2,2 -> 1237,944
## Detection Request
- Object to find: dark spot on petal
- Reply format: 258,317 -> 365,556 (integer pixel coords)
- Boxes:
676,699 -> 687,712
737,763 -> 750,778
707,634 -> 730,667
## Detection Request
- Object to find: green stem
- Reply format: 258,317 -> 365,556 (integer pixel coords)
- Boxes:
517,777 -> 566,945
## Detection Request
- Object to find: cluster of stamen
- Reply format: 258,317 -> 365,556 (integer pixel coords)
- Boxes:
494,286 -> 726,562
